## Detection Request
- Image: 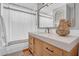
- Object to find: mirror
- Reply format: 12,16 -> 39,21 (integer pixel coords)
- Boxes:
37,3 -> 75,28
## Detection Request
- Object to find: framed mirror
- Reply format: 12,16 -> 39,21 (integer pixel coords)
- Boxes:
37,3 -> 75,29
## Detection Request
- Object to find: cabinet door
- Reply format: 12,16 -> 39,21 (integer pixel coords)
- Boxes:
29,35 -> 34,54
63,44 -> 78,56
34,39 -> 43,56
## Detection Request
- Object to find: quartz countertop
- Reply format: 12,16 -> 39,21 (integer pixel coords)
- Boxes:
29,30 -> 79,52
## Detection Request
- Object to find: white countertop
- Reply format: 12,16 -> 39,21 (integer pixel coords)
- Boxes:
29,30 -> 79,52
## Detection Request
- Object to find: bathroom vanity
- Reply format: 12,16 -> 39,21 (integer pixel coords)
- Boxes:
29,31 -> 79,56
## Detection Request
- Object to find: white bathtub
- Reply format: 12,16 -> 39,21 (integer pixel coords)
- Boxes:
0,38 -> 28,56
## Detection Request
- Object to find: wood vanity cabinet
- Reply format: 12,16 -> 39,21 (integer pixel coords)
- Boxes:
34,38 -> 43,55
29,35 -> 34,54
29,35 -> 78,56
29,35 -> 43,56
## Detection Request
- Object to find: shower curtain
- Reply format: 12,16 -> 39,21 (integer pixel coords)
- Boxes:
0,15 -> 6,45
0,15 -> 7,55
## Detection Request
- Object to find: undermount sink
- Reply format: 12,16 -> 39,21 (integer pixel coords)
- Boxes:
29,30 -> 79,52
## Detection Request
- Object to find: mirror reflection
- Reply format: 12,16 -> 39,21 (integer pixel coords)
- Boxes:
38,3 -> 75,28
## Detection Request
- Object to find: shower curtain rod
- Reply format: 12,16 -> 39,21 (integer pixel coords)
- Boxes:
9,3 -> 36,12
4,6 -> 36,15
3,6 -> 52,19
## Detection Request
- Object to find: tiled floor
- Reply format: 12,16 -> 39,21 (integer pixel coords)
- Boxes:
4,49 -> 31,56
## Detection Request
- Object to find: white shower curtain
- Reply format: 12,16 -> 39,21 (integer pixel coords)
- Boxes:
0,15 -> 6,47
0,15 -> 7,56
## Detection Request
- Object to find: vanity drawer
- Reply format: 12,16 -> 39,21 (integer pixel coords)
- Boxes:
42,42 -> 62,56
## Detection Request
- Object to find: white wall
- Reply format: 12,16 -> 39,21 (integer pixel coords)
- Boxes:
39,16 -> 53,27
74,3 -> 79,29
0,3 -> 1,14
0,4 -> 1,35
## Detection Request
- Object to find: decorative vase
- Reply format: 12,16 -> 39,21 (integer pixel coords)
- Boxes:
56,19 -> 71,36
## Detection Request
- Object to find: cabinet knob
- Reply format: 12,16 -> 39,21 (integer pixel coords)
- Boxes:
46,47 -> 54,53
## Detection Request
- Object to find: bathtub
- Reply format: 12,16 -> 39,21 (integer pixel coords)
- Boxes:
0,38 -> 28,56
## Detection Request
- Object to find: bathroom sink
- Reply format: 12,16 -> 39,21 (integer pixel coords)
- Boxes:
31,31 -> 79,44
